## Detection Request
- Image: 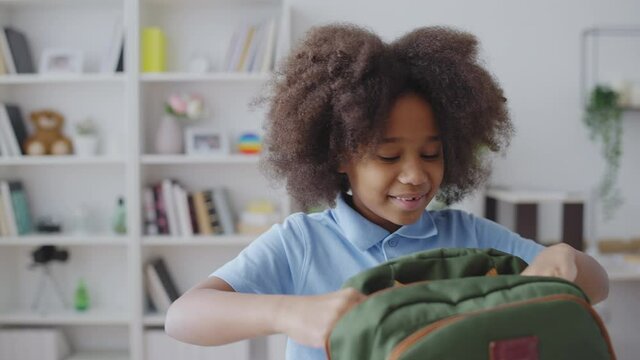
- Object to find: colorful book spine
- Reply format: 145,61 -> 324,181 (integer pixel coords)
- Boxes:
187,193 -> 199,235
153,183 -> 169,235
212,187 -> 235,235
193,191 -> 213,235
143,187 -> 158,235
162,179 -> 179,236
203,190 -> 223,234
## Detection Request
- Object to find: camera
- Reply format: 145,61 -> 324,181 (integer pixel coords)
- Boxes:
31,245 -> 69,265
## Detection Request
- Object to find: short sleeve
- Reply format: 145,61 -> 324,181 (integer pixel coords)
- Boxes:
211,215 -> 308,295
473,215 -> 544,264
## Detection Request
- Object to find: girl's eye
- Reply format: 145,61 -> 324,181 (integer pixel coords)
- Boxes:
378,155 -> 400,162
421,153 -> 441,160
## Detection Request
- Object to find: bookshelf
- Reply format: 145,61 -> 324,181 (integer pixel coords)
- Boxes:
0,0 -> 291,359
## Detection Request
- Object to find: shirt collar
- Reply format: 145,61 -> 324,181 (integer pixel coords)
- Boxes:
332,193 -> 438,251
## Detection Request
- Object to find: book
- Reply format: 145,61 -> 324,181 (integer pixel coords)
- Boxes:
172,183 -> 192,237
116,43 -> 124,72
162,179 -> 180,236
212,187 -> 235,235
3,104 -> 28,155
223,27 -> 242,72
8,180 -> 32,235
0,27 -> 16,74
192,191 -> 213,235
236,26 -> 256,72
0,181 -> 17,236
0,104 -> 20,156
101,20 -> 124,73
203,190 -> 223,234
145,257 -> 180,312
145,261 -> 172,313
0,112 -> 12,156
0,192 -> 8,236
151,257 -> 180,301
143,187 -> 158,235
0,41 -> 6,75
4,27 -> 35,74
153,183 -> 169,235
227,24 -> 249,72
187,193 -> 199,235
260,18 -> 277,73
243,22 -> 265,72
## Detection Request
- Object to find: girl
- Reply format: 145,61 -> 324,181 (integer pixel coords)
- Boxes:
165,24 -> 608,360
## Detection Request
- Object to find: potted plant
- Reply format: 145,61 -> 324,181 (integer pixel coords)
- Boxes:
74,118 -> 99,156
584,85 -> 623,220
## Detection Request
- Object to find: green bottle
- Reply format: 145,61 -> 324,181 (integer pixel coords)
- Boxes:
74,279 -> 90,312
113,197 -> 127,234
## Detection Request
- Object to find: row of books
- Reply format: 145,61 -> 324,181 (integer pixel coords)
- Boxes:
0,103 -> 28,157
0,180 -> 33,236
145,257 -> 180,313
223,18 -> 277,73
0,26 -> 35,75
143,180 -> 235,236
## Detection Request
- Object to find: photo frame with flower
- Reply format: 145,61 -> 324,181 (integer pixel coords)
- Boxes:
185,127 -> 229,156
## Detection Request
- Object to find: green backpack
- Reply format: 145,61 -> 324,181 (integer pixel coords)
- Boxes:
327,248 -> 615,360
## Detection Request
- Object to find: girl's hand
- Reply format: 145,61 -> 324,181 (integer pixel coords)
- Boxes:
276,287 -> 367,348
521,243 -> 578,282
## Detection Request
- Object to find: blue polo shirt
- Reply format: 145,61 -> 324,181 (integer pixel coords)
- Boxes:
212,194 -> 544,360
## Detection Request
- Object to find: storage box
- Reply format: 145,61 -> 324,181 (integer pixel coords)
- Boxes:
0,328 -> 70,360
145,330 -> 249,360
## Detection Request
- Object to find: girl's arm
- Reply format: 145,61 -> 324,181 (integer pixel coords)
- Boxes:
165,276 -> 366,348
521,243 -> 609,304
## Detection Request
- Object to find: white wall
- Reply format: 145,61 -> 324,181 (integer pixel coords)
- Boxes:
287,0 -> 640,241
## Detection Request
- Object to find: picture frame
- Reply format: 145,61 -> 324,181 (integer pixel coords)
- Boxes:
39,49 -> 84,74
184,126 -> 229,155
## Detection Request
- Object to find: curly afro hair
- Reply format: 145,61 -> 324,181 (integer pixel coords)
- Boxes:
260,23 -> 513,208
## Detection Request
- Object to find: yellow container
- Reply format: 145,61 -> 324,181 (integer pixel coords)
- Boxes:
141,27 -> 166,72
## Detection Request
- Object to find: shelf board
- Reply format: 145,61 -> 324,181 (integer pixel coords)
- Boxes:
143,312 -> 165,326
140,154 -> 260,165
0,235 -> 129,246
140,72 -> 269,83
0,156 -> 125,166
143,234 -> 255,246
142,0 -> 280,5
0,73 -> 125,85
66,351 -> 129,360
0,308 -> 129,325
593,253 -> 640,281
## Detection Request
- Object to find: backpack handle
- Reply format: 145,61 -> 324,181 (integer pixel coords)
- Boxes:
343,248 -> 528,295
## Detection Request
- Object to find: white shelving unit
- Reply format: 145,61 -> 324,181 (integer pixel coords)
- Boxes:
0,0 -> 292,359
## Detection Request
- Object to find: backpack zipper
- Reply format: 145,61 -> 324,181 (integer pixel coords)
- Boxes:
387,293 -> 615,360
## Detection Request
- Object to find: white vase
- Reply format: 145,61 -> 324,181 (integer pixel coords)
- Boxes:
74,135 -> 99,156
155,115 -> 183,154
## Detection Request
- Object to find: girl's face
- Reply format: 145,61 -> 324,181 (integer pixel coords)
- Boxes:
340,93 -> 444,232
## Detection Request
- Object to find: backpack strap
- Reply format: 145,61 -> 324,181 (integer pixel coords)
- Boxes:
344,248 -> 528,295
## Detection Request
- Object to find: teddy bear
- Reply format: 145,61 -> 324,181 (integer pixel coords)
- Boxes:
24,110 -> 73,155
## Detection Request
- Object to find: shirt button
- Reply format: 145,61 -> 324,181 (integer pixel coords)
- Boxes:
389,239 -> 399,247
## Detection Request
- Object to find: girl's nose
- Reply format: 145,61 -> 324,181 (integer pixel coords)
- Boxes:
397,157 -> 428,186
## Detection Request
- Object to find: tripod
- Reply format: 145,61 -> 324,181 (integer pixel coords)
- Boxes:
30,263 -> 69,313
